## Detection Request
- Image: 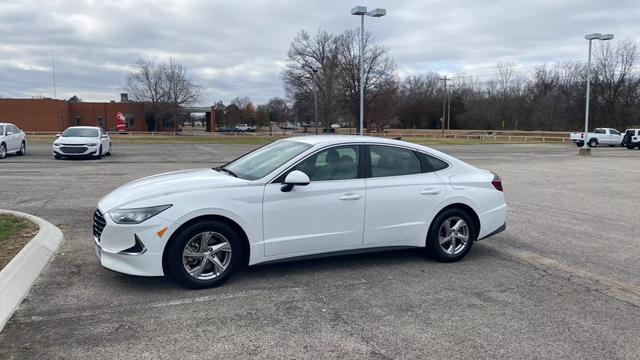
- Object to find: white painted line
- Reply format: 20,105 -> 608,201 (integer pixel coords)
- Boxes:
0,210 -> 64,331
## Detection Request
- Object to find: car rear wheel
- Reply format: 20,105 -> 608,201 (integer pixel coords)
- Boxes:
575,142 -> 583,147
588,139 -> 598,147
426,208 -> 477,262
166,220 -> 242,289
17,141 -> 25,155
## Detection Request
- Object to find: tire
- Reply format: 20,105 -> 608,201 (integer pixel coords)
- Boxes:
588,139 -> 598,147
54,155 -> 62,160
105,143 -> 112,156
17,141 -> 26,155
0,143 -> 6,159
426,208 -> 477,262
95,146 -> 102,159
575,142 -> 583,147
166,220 -> 243,289
627,145 -> 635,150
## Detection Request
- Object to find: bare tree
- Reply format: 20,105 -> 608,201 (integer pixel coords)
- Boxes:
336,29 -> 397,128
126,58 -> 201,131
126,59 -> 167,130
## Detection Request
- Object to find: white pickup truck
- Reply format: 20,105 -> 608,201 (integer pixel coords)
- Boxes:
569,128 -> 623,147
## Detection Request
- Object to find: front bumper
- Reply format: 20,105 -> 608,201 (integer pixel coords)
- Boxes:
93,210 -> 175,276
53,145 -> 99,156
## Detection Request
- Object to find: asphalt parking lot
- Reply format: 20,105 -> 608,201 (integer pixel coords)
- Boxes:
1,141 -> 639,359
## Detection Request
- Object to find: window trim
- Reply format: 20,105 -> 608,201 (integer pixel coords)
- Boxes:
269,143 -> 366,184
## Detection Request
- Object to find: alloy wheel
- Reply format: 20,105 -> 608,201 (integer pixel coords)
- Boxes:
438,217 -> 470,255
0,144 -> 6,159
182,231 -> 232,280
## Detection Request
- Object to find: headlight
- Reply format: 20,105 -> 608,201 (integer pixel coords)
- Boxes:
87,143 -> 98,147
53,142 -> 60,146
108,205 -> 172,224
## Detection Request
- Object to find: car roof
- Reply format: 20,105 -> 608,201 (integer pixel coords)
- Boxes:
285,135 -> 415,147
0,123 -> 14,126
65,126 -> 101,130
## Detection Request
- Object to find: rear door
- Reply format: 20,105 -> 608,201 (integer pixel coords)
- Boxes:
363,145 -> 446,246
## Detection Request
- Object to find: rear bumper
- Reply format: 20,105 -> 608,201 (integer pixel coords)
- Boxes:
478,223 -> 505,240
477,203 -> 507,240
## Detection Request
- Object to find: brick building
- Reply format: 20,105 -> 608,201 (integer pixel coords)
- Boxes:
0,94 -> 216,132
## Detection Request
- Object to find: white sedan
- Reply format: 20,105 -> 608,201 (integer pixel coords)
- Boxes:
0,122 -> 27,159
53,126 -> 111,159
94,136 -> 507,288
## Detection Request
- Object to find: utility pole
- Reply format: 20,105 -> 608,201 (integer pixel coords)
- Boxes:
447,84 -> 451,130
440,76 -> 449,135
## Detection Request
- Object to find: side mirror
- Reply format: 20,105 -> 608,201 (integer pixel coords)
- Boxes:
55,133 -> 61,138
281,170 -> 310,192
101,134 -> 108,138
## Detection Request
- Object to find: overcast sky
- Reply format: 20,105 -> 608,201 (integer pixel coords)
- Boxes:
1,0 -> 638,104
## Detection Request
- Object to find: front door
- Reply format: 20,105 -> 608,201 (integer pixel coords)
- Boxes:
263,145 -> 365,257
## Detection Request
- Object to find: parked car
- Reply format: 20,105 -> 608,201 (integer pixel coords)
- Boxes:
93,136 -> 507,289
622,129 -> 640,149
52,126 -> 111,159
569,128 -> 623,147
0,122 -> 27,159
234,124 -> 250,132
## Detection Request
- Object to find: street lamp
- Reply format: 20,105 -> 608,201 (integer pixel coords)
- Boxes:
351,6 -> 386,136
580,32 -> 614,155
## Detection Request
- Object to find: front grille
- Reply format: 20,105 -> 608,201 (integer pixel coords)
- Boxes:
93,209 -> 106,242
60,146 -> 88,154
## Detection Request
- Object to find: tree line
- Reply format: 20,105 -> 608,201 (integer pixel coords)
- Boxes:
282,30 -> 640,131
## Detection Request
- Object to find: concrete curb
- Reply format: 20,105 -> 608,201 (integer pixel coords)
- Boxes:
0,209 -> 64,331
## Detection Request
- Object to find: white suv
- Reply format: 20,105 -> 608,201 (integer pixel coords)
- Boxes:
0,123 -> 27,159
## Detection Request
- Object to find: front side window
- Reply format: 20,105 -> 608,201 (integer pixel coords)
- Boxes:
8,125 -> 18,134
292,145 -> 359,181
610,129 -> 620,135
0,125 -> 4,135
594,129 -> 605,134
369,145 -> 421,178
223,140 -> 312,181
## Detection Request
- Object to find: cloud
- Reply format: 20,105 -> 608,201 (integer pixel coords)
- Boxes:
0,0 -> 638,103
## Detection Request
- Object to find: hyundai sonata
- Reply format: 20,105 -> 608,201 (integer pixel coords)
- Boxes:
93,136 -> 506,288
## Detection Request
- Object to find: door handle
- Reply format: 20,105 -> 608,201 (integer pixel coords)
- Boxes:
339,193 -> 362,201
420,188 -> 441,195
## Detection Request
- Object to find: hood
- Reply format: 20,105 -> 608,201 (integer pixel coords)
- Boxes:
98,168 -> 247,212
56,136 -> 99,145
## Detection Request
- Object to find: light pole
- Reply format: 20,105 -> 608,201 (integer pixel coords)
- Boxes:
581,32 -> 614,155
312,67 -> 319,135
351,6 -> 386,136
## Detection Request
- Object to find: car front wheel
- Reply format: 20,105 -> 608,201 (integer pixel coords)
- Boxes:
0,143 -> 6,159
166,220 -> 242,289
426,208 -> 477,262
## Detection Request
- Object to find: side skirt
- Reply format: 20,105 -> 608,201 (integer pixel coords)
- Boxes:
255,246 -> 420,266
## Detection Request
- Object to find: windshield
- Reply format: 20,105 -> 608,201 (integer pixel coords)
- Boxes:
222,140 -> 312,180
62,128 -> 99,138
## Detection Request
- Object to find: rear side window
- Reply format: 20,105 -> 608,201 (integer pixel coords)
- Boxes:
369,145 -> 421,178
418,152 -> 449,172
0,125 -> 4,135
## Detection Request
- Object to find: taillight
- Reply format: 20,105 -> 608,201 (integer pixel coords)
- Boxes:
491,173 -> 503,191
